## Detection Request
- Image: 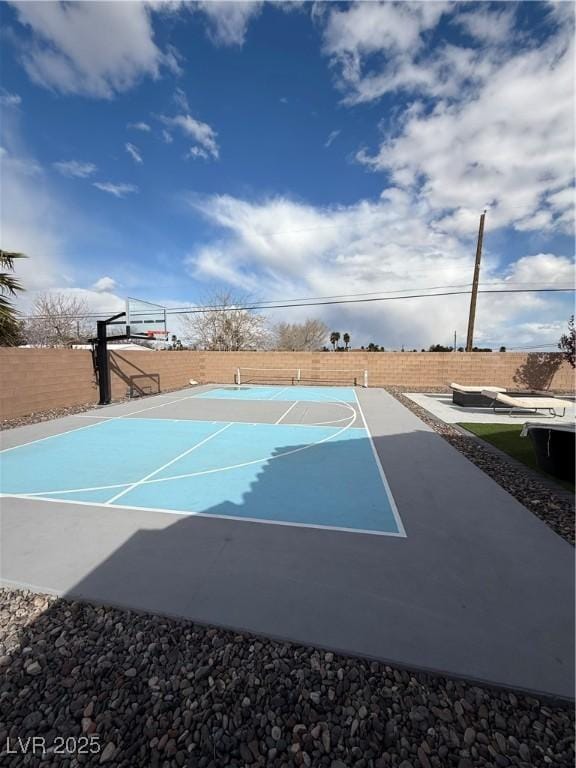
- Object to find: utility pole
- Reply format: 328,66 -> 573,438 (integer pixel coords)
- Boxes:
465,210 -> 486,352
454,330 -> 457,351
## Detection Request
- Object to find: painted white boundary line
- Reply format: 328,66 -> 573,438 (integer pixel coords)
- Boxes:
268,387 -> 290,400
1,494 -> 405,538
275,401 -> 299,425
0,389 -> 212,453
72,403 -> 358,428
70,414 -> 363,430
105,423 -> 233,505
0,419 -> 110,454
5,403 -> 359,498
354,390 -> 407,539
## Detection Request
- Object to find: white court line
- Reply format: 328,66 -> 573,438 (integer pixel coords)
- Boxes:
267,387 -> 290,400
0,418 -> 111,454
275,401 -> 299,425
0,387 -> 218,453
105,422 -> 233,505
1,386 -> 356,455
353,391 -> 407,538
72,414 -> 363,429
0,494 -> 405,537
7,401 -> 359,499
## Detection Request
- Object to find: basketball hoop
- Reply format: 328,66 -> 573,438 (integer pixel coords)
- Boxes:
146,330 -> 169,339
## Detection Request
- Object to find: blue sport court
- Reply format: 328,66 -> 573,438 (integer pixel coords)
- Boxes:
1,383 -> 574,699
0,385 -> 405,536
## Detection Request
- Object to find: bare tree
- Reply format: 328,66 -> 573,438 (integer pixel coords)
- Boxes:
181,290 -> 269,351
24,292 -> 94,347
273,319 -> 329,351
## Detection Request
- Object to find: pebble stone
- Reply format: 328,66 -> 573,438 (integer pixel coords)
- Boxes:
0,586 -> 573,768
1,387 -> 574,767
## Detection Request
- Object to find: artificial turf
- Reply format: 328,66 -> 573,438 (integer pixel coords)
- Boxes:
458,422 -> 575,493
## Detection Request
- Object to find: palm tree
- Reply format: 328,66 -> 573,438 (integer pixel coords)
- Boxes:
0,250 -> 26,322
330,331 -> 340,351
343,332 -> 350,350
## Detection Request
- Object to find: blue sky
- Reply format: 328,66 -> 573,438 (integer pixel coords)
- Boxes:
1,1 -> 574,349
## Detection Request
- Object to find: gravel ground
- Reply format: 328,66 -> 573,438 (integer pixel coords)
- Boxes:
0,402 -> 102,431
0,588 -> 574,768
385,388 -> 575,546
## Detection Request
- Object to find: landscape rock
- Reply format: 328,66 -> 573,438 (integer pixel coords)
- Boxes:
0,585 -> 573,768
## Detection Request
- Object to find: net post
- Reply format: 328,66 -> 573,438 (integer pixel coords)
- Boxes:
236,368 -> 241,385
297,368 -> 301,382
363,370 -> 368,388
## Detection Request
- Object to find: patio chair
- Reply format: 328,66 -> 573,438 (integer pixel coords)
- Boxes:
483,391 -> 574,418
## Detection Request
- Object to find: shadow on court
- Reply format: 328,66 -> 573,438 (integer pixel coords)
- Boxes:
2,427 -> 574,712
1,425 -> 575,764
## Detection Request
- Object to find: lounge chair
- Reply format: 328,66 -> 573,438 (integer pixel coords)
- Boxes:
450,383 -> 506,407
483,391 -> 574,417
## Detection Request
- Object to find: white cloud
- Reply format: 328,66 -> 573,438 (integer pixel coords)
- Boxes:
125,142 -> 143,164
196,1 -> 262,46
315,3 -> 576,239
2,148 -> 41,177
357,32 -> 575,237
92,276 -> 117,292
127,121 -> 151,132
9,1 -> 180,98
322,1 -> 450,104
2,150 -> 67,293
93,182 -> 138,198
1,113 -> 137,319
0,89 -> 21,106
187,146 -> 210,161
162,129 -> 174,144
53,160 -> 97,178
325,129 -> 340,148
453,6 -> 517,45
184,191 -> 574,349
173,87 -> 190,111
473,253 -> 575,348
159,113 -> 219,159
324,2 -> 448,58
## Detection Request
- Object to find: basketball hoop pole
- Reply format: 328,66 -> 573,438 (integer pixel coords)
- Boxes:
92,302 -> 167,405
96,319 -> 111,404
94,311 -> 125,405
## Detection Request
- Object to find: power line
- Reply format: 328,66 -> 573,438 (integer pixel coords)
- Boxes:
164,288 -> 573,315
480,343 -> 560,350
17,285 -> 575,321
162,281 -> 573,312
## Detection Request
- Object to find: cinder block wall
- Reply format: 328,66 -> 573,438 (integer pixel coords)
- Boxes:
193,351 -> 574,392
108,350 -> 203,399
0,348 -> 573,421
0,348 -> 98,419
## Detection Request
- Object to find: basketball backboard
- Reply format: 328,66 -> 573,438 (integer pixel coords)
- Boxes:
125,297 -> 168,340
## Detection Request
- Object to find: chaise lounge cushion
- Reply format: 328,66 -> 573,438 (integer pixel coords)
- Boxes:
484,391 -> 574,410
450,383 -> 506,393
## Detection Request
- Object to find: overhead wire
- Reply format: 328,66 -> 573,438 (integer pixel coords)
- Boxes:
17,282 -> 575,320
